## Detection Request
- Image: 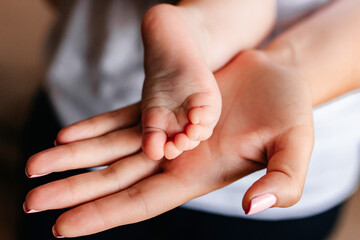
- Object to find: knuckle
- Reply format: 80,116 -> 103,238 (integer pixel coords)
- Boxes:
126,187 -> 150,219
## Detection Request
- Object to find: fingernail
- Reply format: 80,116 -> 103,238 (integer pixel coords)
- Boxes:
23,202 -> 39,214
246,193 -> 277,215
52,225 -> 65,238
28,172 -> 50,178
25,167 -> 50,178
192,117 -> 200,125
54,140 -> 58,146
25,168 -> 30,178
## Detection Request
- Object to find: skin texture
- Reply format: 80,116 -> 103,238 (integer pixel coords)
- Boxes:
141,4 -> 222,160
140,1 -> 275,160
25,0 -> 360,238
265,0 -> 360,105
25,51 -> 314,237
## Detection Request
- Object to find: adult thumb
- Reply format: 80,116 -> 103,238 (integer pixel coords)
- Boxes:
242,126 -> 314,215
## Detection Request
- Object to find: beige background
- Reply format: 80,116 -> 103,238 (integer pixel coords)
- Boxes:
0,0 -> 54,239
0,0 -> 358,239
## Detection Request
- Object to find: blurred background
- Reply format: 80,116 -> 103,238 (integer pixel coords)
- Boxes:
0,0 -> 54,239
0,0 -> 359,239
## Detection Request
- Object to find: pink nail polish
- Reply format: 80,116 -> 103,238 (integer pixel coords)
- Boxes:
29,173 -> 50,178
52,226 -> 65,238
25,169 -> 30,178
246,193 -> 277,215
23,202 -> 39,214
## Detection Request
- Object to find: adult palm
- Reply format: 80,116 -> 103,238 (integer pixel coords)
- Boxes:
24,50 -> 314,238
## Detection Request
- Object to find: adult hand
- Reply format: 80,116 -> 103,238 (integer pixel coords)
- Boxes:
24,50 -> 314,238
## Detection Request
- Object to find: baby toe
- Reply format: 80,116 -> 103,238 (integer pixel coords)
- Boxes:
186,140 -> 200,151
174,133 -> 190,151
164,141 -> 182,160
186,124 -> 213,141
188,106 -> 219,127
142,130 -> 167,160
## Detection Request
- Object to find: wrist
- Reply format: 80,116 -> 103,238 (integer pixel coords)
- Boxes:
264,41 -> 318,103
237,48 -> 315,109
264,37 -> 360,106
178,0 -> 277,71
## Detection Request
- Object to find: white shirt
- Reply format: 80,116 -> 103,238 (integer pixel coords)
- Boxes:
46,0 -> 360,220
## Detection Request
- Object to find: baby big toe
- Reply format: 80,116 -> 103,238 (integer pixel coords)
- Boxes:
142,131 -> 167,160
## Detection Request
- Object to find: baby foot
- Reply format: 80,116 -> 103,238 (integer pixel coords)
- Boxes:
141,4 -> 222,160
141,69 -> 221,160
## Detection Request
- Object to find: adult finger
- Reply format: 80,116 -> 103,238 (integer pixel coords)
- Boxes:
24,152 -> 160,213
242,125 -> 314,215
26,127 -> 142,178
56,102 -> 141,144
52,172 -> 202,238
